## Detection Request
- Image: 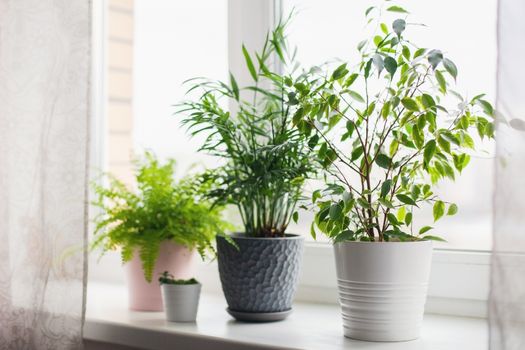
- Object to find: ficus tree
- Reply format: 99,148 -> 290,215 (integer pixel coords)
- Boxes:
288,4 -> 495,242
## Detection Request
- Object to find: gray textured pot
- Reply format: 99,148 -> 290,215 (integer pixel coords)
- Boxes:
161,283 -> 201,322
216,234 -> 304,322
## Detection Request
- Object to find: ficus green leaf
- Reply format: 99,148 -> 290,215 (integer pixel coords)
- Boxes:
424,140 -> 436,166
346,120 -> 356,136
422,235 -> 447,242
376,154 -> 392,169
411,185 -> 421,201
292,211 -> 299,223
382,101 -> 391,119
443,162 -> 456,180
372,54 -> 384,76
345,73 -> 359,87
384,56 -> 398,76
437,135 -> 451,153
421,94 -> 436,108
433,200 -> 445,222
453,153 -> 471,172
462,133 -> 475,149
332,63 -> 349,80
381,179 -> 392,198
405,212 -> 413,226
402,45 -> 410,60
334,230 -> 355,243
351,146 -> 364,161
379,198 -> 395,209
401,97 -> 419,111
447,203 -> 458,216
347,90 -> 365,103
390,140 -> 399,156
419,226 -> 433,235
387,213 -> 400,225
373,35 -> 383,47
417,114 -> 427,130
357,39 -> 367,52
435,70 -> 447,93
357,197 -> 371,208
308,134 -> 320,149
366,102 -> 377,116
329,204 -> 343,221
342,191 -> 353,204
364,59 -> 373,78
387,5 -> 409,14
312,190 -> 322,203
392,19 -> 406,37
396,194 -> 418,206
414,48 -> 426,58
310,223 -> 317,240
443,58 -> 458,80
411,124 -> 424,149
380,23 -> 389,35
397,206 -> 406,221
440,130 -> 460,145
427,49 -> 444,70
476,99 -> 494,116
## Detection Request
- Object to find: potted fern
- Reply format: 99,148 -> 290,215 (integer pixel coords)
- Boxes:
176,17 -> 315,321
290,5 -> 494,341
92,152 -> 230,311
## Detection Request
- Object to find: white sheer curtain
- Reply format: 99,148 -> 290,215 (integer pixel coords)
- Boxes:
0,1 -> 90,349
490,0 -> 525,349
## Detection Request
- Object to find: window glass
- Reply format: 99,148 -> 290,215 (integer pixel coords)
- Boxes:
90,0 -> 229,283
134,0 -> 228,174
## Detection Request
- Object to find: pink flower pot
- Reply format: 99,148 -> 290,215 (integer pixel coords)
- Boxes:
125,241 -> 195,311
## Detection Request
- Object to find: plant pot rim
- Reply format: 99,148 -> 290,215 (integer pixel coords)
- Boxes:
220,233 -> 304,240
161,283 -> 202,288
334,240 -> 433,246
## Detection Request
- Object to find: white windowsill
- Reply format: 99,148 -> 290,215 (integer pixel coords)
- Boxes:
84,283 -> 488,350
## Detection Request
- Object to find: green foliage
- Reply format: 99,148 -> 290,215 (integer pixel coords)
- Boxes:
91,152 -> 231,281
290,4 -> 495,243
158,271 -> 199,285
175,14 -> 315,237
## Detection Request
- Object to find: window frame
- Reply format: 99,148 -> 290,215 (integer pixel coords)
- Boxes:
89,0 -> 492,318
88,0 -> 109,281
91,0 -> 107,177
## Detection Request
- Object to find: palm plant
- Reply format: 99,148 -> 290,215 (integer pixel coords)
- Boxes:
176,16 -> 315,238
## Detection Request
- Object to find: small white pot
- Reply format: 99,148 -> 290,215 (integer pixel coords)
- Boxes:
333,241 -> 433,342
161,283 -> 201,322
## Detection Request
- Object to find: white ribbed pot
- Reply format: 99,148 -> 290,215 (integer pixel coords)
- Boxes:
333,241 -> 433,342
161,283 -> 201,322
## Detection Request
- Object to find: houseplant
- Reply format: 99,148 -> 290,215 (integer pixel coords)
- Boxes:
159,271 -> 201,322
289,4 -> 495,341
176,16 -> 315,321
92,152 -> 230,311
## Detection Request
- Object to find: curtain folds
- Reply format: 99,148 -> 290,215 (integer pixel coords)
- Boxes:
490,0 -> 525,349
0,1 -> 91,349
